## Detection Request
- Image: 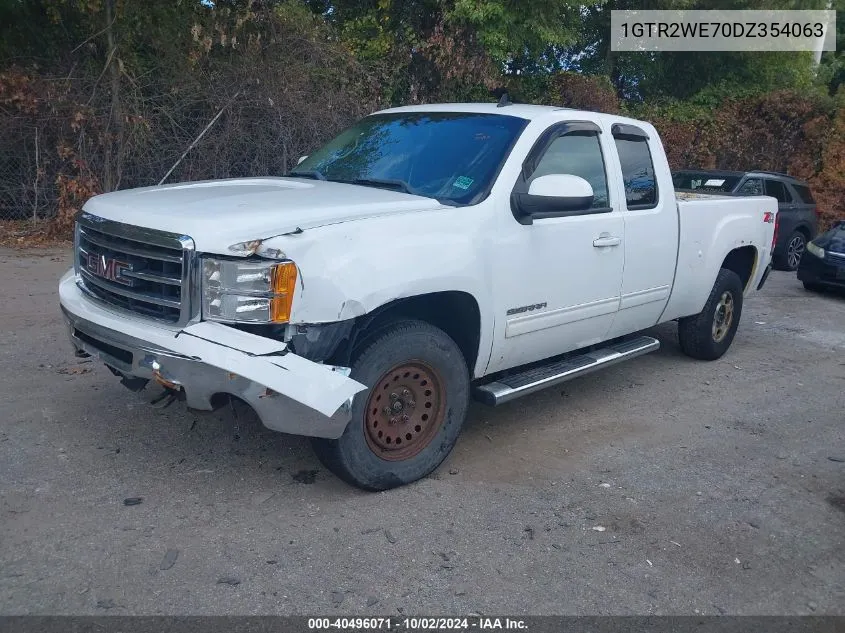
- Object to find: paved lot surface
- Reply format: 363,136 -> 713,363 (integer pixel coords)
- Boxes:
1,249 -> 844,615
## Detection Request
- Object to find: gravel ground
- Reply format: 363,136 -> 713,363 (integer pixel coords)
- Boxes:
1,249 -> 843,616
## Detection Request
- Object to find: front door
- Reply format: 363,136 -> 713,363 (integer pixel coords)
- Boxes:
487,124 -> 625,374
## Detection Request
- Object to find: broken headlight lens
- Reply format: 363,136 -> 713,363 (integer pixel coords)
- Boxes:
201,258 -> 297,323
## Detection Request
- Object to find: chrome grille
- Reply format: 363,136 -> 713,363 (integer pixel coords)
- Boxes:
75,213 -> 195,324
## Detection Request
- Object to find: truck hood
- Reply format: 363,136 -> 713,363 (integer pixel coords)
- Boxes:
81,177 -> 444,253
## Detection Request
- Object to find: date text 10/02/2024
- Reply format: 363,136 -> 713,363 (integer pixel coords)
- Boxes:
307,617 -> 529,630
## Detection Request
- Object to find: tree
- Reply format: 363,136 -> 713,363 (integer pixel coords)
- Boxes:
816,0 -> 845,95
304,0 -> 600,103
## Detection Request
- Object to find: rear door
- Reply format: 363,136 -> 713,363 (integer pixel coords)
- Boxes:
764,179 -> 798,257
764,179 -> 794,217
765,179 -> 795,210
789,182 -> 819,239
605,123 -> 677,338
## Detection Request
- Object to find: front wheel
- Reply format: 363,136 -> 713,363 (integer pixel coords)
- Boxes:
678,268 -> 744,361
311,320 -> 470,490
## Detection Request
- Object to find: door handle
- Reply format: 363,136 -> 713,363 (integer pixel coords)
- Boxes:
593,236 -> 621,248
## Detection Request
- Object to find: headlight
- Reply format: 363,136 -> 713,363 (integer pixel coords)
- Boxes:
202,258 -> 297,323
806,241 -> 825,259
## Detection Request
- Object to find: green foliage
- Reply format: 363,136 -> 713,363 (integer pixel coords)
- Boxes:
446,0 -> 587,64
6,0 -> 835,107
307,0 -> 602,104
815,0 -> 845,95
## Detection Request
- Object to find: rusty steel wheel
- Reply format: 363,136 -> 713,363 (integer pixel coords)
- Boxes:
310,319 -> 470,491
364,360 -> 446,461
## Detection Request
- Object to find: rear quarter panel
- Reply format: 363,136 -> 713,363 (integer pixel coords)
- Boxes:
661,194 -> 777,321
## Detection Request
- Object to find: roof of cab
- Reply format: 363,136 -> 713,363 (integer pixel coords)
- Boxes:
374,102 -> 647,127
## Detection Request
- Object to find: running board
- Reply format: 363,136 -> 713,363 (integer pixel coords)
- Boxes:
474,336 -> 660,406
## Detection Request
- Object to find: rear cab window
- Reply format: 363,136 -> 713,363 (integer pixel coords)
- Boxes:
613,124 -> 657,209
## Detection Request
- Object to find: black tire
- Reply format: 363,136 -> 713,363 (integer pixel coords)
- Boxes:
678,268 -> 744,361
803,281 -> 824,293
774,230 -> 806,271
311,320 -> 470,491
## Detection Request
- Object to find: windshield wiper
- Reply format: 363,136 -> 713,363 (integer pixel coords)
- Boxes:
291,173 -> 454,203
345,177 -> 420,196
289,169 -> 326,181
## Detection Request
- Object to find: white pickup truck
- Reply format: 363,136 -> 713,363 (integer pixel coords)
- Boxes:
59,103 -> 777,490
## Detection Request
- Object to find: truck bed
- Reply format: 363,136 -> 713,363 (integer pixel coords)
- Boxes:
661,194 -> 777,321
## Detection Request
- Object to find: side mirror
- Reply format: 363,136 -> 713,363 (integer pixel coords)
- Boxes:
297,155 -> 308,165
523,174 -> 594,214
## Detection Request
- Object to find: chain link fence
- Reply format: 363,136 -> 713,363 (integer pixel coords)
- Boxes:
0,31 -> 382,232
0,119 -> 53,221
0,98 -> 372,226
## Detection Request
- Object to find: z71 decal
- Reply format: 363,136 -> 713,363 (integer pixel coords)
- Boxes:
506,302 -> 547,316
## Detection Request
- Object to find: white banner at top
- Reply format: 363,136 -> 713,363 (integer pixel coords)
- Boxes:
610,10 -> 836,52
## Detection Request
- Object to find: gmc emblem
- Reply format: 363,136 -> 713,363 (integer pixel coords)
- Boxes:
86,253 -> 132,286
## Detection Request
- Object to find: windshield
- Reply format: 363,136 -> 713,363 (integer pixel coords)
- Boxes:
673,171 -> 741,193
290,112 -> 529,205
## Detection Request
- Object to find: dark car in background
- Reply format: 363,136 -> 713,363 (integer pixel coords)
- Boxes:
673,170 -> 819,271
798,221 -> 845,292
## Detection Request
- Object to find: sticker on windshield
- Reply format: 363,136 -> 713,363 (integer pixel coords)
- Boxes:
453,176 -> 474,190
704,179 -> 726,187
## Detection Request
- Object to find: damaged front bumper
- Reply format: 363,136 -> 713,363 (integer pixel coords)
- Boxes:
58,270 -> 367,439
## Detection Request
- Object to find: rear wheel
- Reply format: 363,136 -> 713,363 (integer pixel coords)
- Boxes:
311,320 -> 469,490
678,268 -> 744,361
775,230 -> 806,271
803,281 -> 824,292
